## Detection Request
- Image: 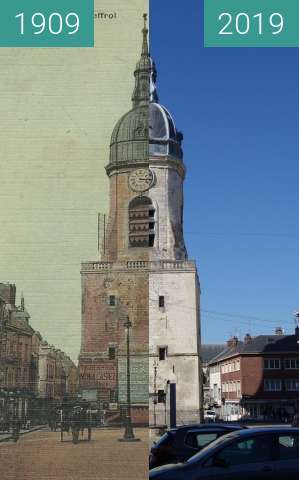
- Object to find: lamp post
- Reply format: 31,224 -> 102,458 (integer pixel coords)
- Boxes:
153,361 -> 158,427
9,391 -> 20,442
119,317 -> 140,442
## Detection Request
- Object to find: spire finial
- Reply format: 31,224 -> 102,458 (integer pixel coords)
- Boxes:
21,292 -> 25,311
142,13 -> 149,56
143,13 -> 147,29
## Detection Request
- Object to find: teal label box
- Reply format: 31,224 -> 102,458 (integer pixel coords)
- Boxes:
0,0 -> 94,47
205,0 -> 299,47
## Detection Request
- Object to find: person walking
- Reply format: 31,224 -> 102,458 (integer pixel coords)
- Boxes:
292,402 -> 299,427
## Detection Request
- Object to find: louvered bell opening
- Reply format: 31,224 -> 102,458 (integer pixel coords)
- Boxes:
129,197 -> 155,247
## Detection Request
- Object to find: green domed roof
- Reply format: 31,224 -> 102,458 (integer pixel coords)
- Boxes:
109,15 -> 149,166
109,104 -> 148,164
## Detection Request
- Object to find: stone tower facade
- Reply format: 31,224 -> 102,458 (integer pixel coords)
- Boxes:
79,17 -> 202,425
79,18 -> 151,424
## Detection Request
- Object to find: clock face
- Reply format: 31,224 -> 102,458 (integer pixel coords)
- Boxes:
128,168 -> 154,192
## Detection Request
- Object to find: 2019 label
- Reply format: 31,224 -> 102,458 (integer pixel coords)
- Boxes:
205,0 -> 299,47
218,12 -> 284,36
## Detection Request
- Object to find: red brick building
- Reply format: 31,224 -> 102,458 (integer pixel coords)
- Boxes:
209,328 -> 299,421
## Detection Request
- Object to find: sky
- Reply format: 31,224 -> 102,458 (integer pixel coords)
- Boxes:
151,0 -> 299,343
0,0 -> 147,362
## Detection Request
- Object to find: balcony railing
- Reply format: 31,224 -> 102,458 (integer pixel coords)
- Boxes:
1,353 -> 20,364
81,259 -> 196,273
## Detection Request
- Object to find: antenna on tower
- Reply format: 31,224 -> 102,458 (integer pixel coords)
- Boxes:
98,213 -> 106,257
294,310 -> 299,327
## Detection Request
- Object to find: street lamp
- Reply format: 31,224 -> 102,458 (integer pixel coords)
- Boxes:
9,391 -> 20,442
153,360 -> 158,427
119,317 -> 140,442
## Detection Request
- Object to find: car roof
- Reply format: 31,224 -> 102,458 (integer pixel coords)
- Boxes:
186,427 -> 299,464
229,426 -> 299,436
170,423 -> 245,433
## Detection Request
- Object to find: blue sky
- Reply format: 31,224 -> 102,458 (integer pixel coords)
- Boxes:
150,0 -> 299,344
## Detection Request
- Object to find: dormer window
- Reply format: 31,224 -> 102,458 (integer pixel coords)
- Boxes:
129,196 -> 155,247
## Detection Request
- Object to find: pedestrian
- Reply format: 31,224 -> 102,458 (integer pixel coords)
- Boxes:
292,401 -> 299,427
11,417 -> 20,442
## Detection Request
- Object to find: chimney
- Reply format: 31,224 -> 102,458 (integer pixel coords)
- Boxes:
244,333 -> 252,344
275,327 -> 284,336
294,311 -> 299,340
227,336 -> 238,348
0,283 -> 16,306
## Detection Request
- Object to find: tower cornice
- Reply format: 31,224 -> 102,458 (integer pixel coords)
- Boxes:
105,156 -> 185,179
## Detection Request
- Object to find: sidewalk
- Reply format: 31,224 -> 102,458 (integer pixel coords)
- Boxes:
0,425 -> 46,443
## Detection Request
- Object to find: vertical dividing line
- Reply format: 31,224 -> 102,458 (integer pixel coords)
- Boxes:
98,213 -> 100,254
104,214 -> 106,255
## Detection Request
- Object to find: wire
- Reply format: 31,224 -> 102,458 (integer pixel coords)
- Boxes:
201,309 -> 291,325
184,231 -> 299,238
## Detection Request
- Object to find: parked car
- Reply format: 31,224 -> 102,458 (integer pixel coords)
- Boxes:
149,423 -> 245,469
204,410 -> 217,422
149,427 -> 299,480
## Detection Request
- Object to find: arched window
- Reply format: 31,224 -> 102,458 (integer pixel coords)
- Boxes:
129,196 -> 155,247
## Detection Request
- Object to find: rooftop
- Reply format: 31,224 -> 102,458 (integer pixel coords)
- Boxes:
209,330 -> 299,364
201,344 -> 226,364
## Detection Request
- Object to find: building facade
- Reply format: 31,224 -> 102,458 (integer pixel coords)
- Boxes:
0,283 -> 78,427
201,344 -> 225,412
0,284 -> 35,424
209,329 -> 299,421
79,18 -> 202,426
37,341 -> 78,419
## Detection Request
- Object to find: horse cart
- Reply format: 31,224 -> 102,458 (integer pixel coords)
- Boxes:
59,401 -> 92,444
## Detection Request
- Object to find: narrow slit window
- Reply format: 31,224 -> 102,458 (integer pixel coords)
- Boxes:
159,296 -> 165,308
109,295 -> 116,306
108,347 -> 116,360
159,347 -> 167,361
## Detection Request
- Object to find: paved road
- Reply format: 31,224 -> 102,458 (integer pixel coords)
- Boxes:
0,427 -> 149,480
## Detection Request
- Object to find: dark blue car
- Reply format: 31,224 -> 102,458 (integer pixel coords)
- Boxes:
150,427 -> 299,480
149,423 -> 245,468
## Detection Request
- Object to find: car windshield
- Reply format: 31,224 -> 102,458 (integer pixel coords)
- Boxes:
154,431 -> 174,447
186,432 -> 241,464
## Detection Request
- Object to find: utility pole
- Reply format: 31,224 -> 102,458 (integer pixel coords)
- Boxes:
153,361 -> 158,427
0,301 -> 7,388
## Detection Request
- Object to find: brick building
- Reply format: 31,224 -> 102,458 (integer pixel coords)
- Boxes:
209,328 -> 299,421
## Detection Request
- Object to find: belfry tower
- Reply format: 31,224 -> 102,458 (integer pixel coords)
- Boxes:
79,16 -> 202,425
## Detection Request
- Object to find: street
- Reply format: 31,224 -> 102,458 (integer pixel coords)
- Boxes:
0,427 -> 149,480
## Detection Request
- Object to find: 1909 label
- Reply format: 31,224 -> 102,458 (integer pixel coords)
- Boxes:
0,0 -> 94,47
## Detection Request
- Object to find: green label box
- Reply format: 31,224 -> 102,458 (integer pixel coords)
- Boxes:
205,0 -> 299,47
0,0 -> 94,47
